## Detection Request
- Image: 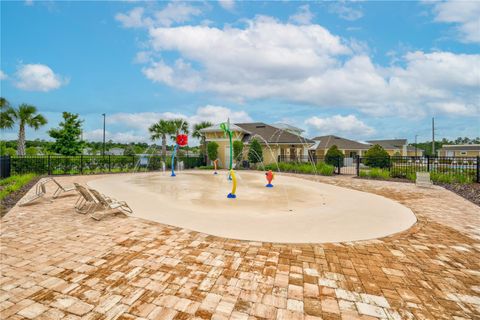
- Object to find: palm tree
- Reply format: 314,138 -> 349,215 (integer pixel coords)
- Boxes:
192,121 -> 212,157
0,97 -> 14,130
9,104 -> 47,155
149,120 -> 175,159
170,118 -> 189,139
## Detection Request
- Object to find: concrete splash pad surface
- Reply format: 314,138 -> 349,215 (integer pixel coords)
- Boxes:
88,171 -> 416,243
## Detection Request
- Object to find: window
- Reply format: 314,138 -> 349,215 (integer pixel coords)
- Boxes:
460,151 -> 467,155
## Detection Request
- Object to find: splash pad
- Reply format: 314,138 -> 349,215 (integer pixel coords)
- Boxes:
88,171 -> 416,243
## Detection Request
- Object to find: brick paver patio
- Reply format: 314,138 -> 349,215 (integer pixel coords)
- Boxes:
1,172 -> 479,320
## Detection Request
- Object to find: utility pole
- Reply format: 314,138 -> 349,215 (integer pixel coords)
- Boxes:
415,134 -> 418,158
432,117 -> 435,156
102,113 -> 106,156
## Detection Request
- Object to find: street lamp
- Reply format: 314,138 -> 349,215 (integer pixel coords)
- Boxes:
415,134 -> 418,158
102,113 -> 106,156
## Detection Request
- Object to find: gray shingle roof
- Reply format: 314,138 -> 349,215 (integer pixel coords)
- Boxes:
439,144 -> 480,151
311,135 -> 371,150
235,123 -> 314,144
367,139 -> 407,149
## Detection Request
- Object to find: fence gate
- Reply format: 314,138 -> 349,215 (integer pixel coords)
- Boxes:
0,155 -> 11,179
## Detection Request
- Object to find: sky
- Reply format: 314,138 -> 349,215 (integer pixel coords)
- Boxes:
1,0 -> 479,145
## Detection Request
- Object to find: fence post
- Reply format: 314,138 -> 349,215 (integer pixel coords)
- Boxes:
0,155 -> 11,179
80,155 -> 83,174
132,155 -> 135,170
477,156 -> 479,183
426,155 -> 430,172
108,155 -> 111,172
48,154 -> 51,175
337,156 -> 341,175
356,155 -> 360,176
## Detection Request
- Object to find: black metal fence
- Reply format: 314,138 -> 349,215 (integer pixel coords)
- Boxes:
277,154 -> 480,183
0,155 -> 205,178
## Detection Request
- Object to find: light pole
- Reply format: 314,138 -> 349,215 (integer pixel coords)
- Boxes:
415,134 -> 418,158
102,113 -> 106,156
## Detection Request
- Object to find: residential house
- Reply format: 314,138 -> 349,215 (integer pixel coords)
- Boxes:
366,139 -> 423,157
310,135 -> 371,158
106,148 -> 125,156
438,144 -> 480,157
200,122 -> 314,167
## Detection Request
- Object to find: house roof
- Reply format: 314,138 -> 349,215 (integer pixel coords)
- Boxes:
439,144 -> 480,151
367,139 -> 407,149
406,145 -> 423,152
272,123 -> 305,133
235,122 -> 314,144
311,135 -> 371,150
199,123 -> 250,134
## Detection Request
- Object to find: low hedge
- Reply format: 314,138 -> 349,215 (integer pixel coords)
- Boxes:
262,162 -> 335,176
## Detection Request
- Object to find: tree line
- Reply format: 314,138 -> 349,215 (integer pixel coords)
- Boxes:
0,97 -> 208,157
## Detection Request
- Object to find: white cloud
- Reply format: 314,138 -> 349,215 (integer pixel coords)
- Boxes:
108,105 -> 252,130
24,0 -> 34,6
431,0 -> 480,43
289,5 -> 314,25
115,7 -> 148,28
305,114 -> 375,137
329,2 -> 363,21
0,70 -> 7,80
83,129 -> 147,143
218,0 -> 235,11
128,15 -> 478,118
14,64 -> 67,92
154,2 -> 202,27
115,3 -> 201,29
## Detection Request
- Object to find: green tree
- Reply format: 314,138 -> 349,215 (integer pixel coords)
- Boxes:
248,138 -> 263,164
123,145 -> 136,156
192,121 -> 212,157
0,97 -> 14,129
170,118 -> 189,140
0,141 -> 16,156
364,144 -> 390,168
48,112 -> 84,156
25,146 -> 38,156
8,104 -> 47,155
149,120 -> 175,159
325,145 -> 344,167
207,141 -> 219,164
233,140 -> 244,163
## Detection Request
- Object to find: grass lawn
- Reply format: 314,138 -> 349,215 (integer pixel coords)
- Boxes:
0,174 -> 38,216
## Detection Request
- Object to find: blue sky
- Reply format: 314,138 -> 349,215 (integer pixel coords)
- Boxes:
1,0 -> 479,144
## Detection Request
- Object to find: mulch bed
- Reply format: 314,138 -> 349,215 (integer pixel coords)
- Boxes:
438,182 -> 480,207
354,176 -> 413,184
0,177 -> 41,217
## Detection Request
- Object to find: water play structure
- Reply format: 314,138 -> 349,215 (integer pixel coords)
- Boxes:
171,134 -> 188,177
265,170 -> 274,187
220,119 -> 237,198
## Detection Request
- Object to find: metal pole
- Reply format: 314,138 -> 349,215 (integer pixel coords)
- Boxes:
477,156 -> 479,184
432,117 -> 435,156
102,113 -> 106,156
415,134 -> 418,158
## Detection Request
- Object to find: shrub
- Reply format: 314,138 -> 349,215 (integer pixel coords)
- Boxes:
248,138 -> 263,164
0,174 -> 37,201
360,168 -> 390,180
325,145 -> 344,167
364,144 -> 390,168
261,161 -> 334,176
233,140 -> 244,162
207,142 -> 219,163
430,172 -> 473,184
